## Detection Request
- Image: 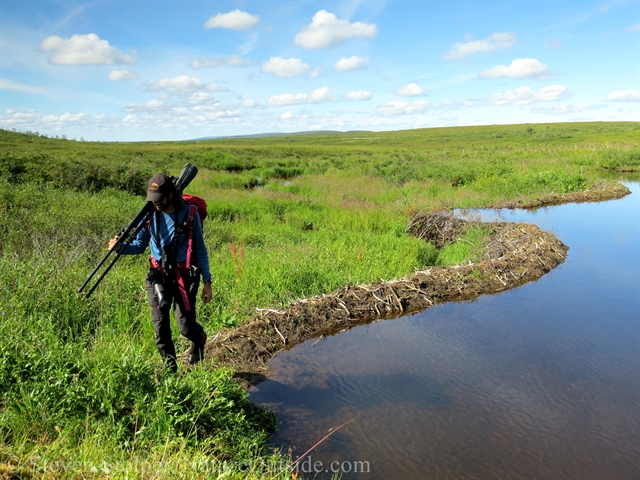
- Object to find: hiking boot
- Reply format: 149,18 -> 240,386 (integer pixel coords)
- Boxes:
158,345 -> 178,373
164,355 -> 178,373
188,331 -> 207,364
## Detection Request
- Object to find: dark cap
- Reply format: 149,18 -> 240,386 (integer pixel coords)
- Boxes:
146,174 -> 175,202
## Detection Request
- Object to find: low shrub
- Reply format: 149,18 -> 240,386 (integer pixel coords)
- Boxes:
0,153 -> 153,195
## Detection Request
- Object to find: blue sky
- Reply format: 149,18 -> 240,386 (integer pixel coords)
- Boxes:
1,1 -> 638,141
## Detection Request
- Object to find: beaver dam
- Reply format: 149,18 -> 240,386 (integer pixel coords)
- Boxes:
201,181 -> 630,375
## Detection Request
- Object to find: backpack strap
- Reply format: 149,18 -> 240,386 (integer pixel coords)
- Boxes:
149,206 -> 197,313
185,204 -> 197,269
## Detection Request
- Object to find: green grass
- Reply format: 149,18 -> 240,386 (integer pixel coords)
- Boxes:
3,122 -> 639,189
0,122 -> 637,478
435,226 -> 492,266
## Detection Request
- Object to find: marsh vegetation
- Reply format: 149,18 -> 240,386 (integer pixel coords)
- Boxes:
0,122 -> 637,478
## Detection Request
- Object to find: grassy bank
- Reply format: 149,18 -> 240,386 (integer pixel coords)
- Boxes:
0,122 -> 638,478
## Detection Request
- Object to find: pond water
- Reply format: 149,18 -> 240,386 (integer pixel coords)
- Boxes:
249,182 -> 639,480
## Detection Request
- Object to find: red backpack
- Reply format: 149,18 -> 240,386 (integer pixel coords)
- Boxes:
182,194 -> 208,224
181,194 -> 207,271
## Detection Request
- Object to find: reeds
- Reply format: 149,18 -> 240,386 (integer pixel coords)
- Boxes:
231,237 -> 245,278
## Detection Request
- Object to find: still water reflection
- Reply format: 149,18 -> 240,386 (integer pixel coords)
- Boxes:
250,183 -> 639,479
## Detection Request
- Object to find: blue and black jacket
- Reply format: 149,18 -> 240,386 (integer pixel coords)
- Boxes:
119,205 -> 212,283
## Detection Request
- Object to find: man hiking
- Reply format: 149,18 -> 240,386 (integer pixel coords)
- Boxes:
108,173 -> 211,372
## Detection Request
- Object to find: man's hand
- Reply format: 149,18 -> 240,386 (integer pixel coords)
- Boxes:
202,282 -> 212,303
108,236 -> 121,252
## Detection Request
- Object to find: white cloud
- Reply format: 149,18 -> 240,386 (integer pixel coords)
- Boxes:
394,83 -> 425,96
607,90 -> 639,102
41,33 -> 135,65
146,76 -> 220,93
0,79 -> 49,95
309,67 -> 323,78
531,104 -> 598,115
480,58 -> 550,79
335,56 -> 369,71
307,87 -> 335,103
238,34 -> 260,55
123,97 -> 241,125
242,99 -> 256,108
191,54 -> 253,69
1,109 -> 41,125
1,109 -> 115,133
261,57 -> 310,77
345,90 -> 372,101
1,102 -> 254,139
42,112 -> 101,125
204,10 -> 259,30
42,112 -> 79,122
294,10 -> 378,50
627,23 -> 640,32
125,99 -> 166,112
268,93 -> 307,106
281,111 -> 295,119
488,85 -> 568,106
375,100 -> 431,117
268,87 -> 335,106
108,70 -> 139,81
202,110 -> 239,120
192,102 -> 230,116
434,100 -> 474,109
186,92 -> 220,107
442,32 -> 516,61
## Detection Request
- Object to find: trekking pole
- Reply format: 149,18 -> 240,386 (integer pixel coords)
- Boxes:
78,163 -> 199,298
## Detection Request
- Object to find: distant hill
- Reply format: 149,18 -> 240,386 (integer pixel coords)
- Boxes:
191,130 -> 367,141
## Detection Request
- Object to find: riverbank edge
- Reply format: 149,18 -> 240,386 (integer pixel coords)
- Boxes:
201,181 -> 631,378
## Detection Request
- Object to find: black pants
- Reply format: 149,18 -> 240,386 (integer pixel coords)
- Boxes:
146,269 -> 205,370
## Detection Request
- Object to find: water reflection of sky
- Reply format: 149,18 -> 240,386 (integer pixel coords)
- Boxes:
250,183 -> 640,480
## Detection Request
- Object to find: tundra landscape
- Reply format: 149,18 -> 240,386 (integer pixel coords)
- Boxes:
0,122 -> 638,478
